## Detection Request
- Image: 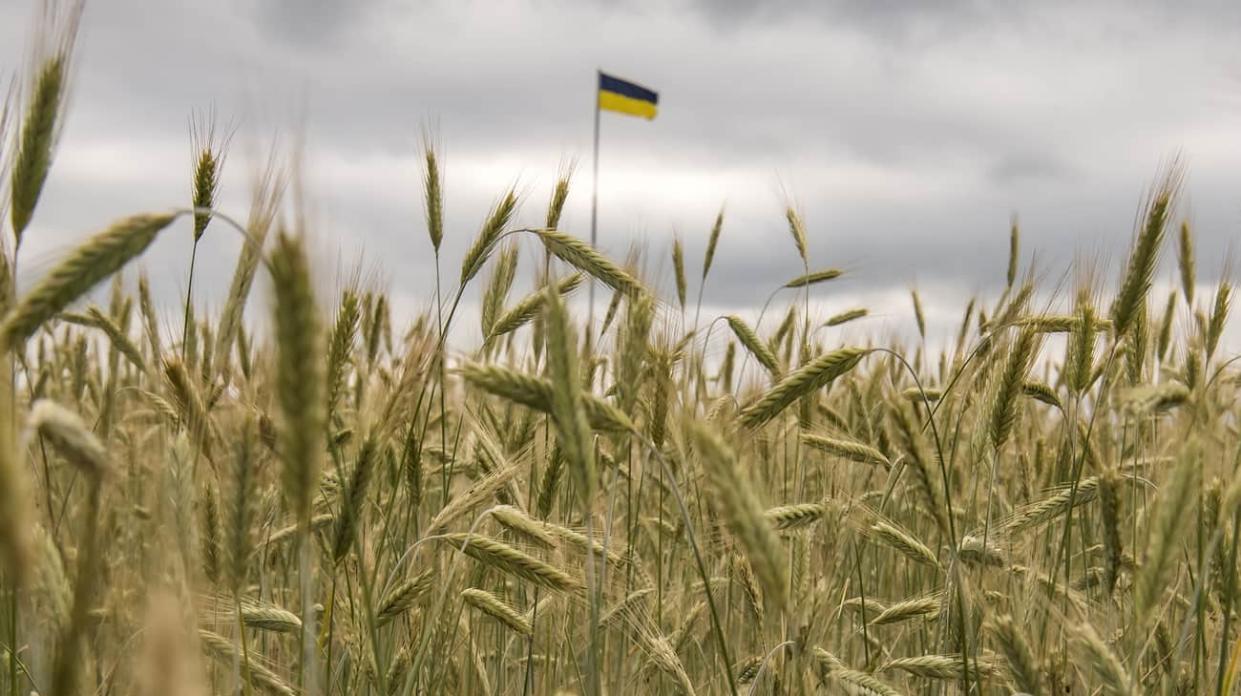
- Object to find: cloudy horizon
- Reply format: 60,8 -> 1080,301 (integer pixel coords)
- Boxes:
2,0 -> 1240,349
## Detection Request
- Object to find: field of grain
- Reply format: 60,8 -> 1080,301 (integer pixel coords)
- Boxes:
2,6 -> 1241,696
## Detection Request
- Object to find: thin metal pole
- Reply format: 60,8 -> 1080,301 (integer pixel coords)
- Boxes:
588,69 -> 601,329
585,77 -> 604,696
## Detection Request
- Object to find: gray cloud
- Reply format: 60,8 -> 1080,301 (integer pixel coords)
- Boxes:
1,0 -> 1240,349
682,0 -> 999,40
987,152 -> 1075,186
249,0 -> 385,46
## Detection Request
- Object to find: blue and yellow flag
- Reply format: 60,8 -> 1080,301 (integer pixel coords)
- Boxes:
598,72 -> 658,120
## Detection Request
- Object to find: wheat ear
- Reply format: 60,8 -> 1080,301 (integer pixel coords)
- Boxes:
440,533 -> 584,593
739,347 -> 867,428
461,588 -> 532,636
2,212 -> 178,350
690,421 -> 789,613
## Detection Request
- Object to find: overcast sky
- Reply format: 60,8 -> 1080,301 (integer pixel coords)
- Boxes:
2,0 -> 1240,347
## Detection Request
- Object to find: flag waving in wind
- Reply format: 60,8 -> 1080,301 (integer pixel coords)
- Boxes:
598,72 -> 659,120
588,70 -> 658,322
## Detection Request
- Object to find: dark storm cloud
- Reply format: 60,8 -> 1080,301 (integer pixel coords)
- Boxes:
1,0 -> 1239,347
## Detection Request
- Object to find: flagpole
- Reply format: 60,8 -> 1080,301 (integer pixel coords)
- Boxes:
588,69 -> 601,330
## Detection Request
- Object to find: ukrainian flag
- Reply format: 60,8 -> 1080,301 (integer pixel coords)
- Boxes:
598,72 -> 658,120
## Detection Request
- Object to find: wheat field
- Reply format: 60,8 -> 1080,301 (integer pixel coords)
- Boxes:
2,6 -> 1241,696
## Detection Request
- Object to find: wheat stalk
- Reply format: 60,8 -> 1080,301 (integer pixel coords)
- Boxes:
882,654 -> 1000,680
801,432 -> 889,467
812,648 -> 902,696
672,235 -> 687,308
2,212 -> 178,350
460,189 -> 517,285
825,308 -> 868,327
461,588 -> 532,636
1099,468 -> 1123,595
870,595 -> 940,626
701,208 -> 724,280
489,273 -> 583,340
536,228 -> 641,295
241,603 -> 302,634
425,461 -> 520,536
269,231 -> 325,525
1135,446 -> 1199,622
1072,622 -> 1135,696
480,241 -> 519,340
1000,477 -> 1099,535
988,327 -> 1038,450
763,502 -> 826,530
377,570 -> 434,624
189,108 -> 229,241
690,421 -> 789,613
726,315 -> 779,376
326,291 -> 360,420
545,166 -> 572,230
1021,380 -> 1061,409
199,629 -> 296,696
785,268 -> 842,288
439,533 -> 584,593
214,165 -> 281,374
423,143 -> 444,251
1111,161 -> 1183,336
784,207 -> 809,263
224,422 -> 257,593
1007,217 -> 1020,288
1177,219 -> 1195,307
0,369 -> 31,585
988,614 -> 1040,693
28,399 -> 109,478
911,289 -> 926,339
458,361 -> 633,431
1206,280 -> 1231,361
868,520 -> 938,568
739,348 -> 867,428
490,504 -> 557,548
11,44 -> 70,244
331,435 -> 377,564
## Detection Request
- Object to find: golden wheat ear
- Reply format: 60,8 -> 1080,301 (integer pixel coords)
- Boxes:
739,347 -> 867,428
10,1 -> 84,247
199,629 -> 297,696
488,273 -> 583,341
189,108 -> 230,242
440,533 -> 584,593
2,212 -> 178,351
671,234 -> 687,309
1111,160 -> 1184,336
460,189 -> 518,285
461,588 -> 532,636
0,367 -> 31,586
825,307 -> 868,327
1177,219 -> 1195,307
268,230 -> 325,525
421,138 -> 444,251
689,420 -> 789,614
536,228 -> 642,295
544,162 -> 574,231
